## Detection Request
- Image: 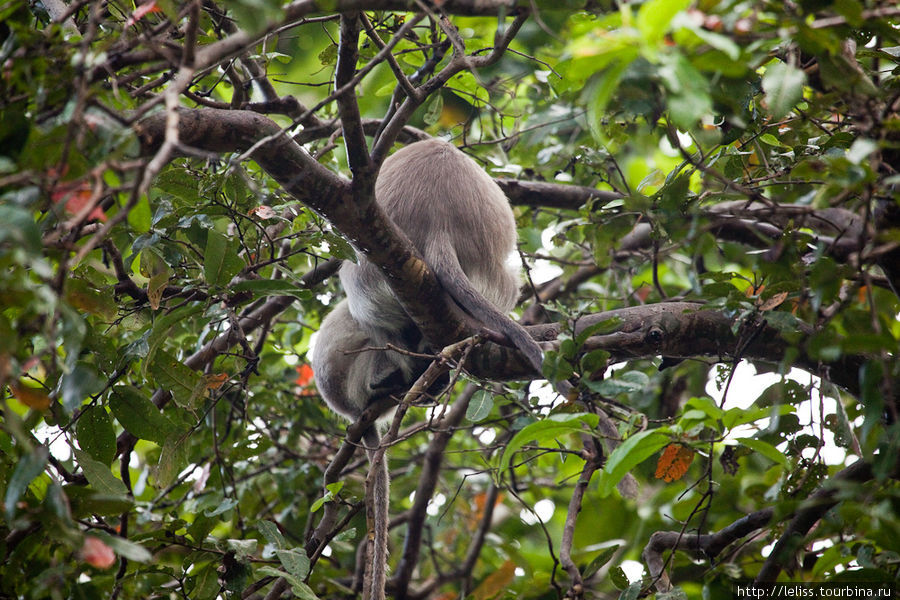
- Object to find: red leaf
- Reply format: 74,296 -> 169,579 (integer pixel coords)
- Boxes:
125,1 -> 162,27
81,536 -> 116,569
51,179 -> 107,223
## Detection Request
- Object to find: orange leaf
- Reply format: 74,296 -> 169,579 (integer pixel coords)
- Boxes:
472,559 -> 517,600
205,373 -> 228,389
473,490 -> 505,522
745,283 -> 765,297
654,443 -> 694,483
9,381 -> 51,410
758,291 -> 788,312
81,536 -> 116,569
295,364 -> 314,386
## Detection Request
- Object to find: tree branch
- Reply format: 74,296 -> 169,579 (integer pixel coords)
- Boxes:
336,13 -> 372,178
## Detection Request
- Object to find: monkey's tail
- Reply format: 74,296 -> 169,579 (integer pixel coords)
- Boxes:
363,428 -> 389,600
431,246 -> 544,375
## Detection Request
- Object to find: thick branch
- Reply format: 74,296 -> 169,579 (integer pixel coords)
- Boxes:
643,508 -> 775,592
485,302 -> 871,399
336,13 -> 373,177
497,178 -> 622,209
135,108 -> 477,353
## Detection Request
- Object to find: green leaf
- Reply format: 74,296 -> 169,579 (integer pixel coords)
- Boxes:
584,370 -> 649,396
466,390 -> 494,422
311,481 -> 343,513
149,350 -> 205,408
109,385 -> 177,444
74,449 -> 129,496
583,544 -> 621,579
146,303 -> 205,368
736,438 -> 789,467
637,0 -> 690,44
189,564 -> 221,600
59,361 -> 105,412
610,565 -> 630,590
587,60 -> 632,142
204,497 -> 239,517
723,404 -> 794,430
76,405 -> 116,465
318,44 -> 337,66
0,204 -> 41,253
65,486 -> 134,517
500,413 -> 600,468
276,548 -> 310,579
759,133 -> 790,148
423,94 -> 443,126
683,396 -> 724,420
65,278 -> 117,321
597,430 -> 670,497
227,538 -> 258,559
258,520 -> 286,549
256,567 -> 321,599
4,446 -> 49,519
157,430 -> 190,488
204,229 -> 245,287
230,279 -> 311,299
762,61 -> 806,119
621,582 -> 642,600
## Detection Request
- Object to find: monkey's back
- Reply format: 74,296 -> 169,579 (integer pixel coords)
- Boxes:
341,139 -> 521,330
376,139 -> 518,279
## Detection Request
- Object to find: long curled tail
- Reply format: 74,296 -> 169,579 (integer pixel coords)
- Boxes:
430,241 -> 543,374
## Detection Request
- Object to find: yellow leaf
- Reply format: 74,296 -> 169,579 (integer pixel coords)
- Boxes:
9,381 -> 51,410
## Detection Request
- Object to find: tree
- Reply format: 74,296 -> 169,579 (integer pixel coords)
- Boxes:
1,0 -> 898,598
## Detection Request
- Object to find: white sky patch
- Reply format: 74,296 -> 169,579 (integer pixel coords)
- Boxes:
34,424 -> 72,462
706,362 -> 849,465
620,560 -> 645,582
527,227 -> 565,286
520,498 -> 555,525
474,426 -> 496,445
426,493 -> 447,516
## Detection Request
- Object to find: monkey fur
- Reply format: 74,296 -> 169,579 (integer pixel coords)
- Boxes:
341,138 -> 542,372
311,139 -> 543,600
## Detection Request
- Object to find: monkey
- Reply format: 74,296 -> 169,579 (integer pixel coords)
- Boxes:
311,138 -> 543,600
340,138 -> 543,373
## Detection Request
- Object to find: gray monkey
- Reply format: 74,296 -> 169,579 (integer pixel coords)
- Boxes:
310,139 -> 542,600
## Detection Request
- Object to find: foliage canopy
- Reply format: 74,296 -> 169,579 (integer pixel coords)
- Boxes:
1,0 -> 899,598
